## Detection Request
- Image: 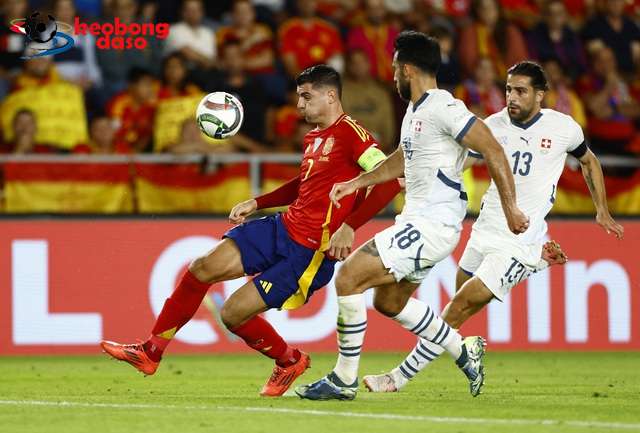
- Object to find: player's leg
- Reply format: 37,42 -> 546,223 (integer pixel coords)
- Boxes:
100,238 -> 245,374
295,238 -> 397,400
365,267 -> 475,392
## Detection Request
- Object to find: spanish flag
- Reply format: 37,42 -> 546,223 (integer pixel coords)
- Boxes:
466,165 -> 640,215
3,162 -> 133,212
134,162 -> 251,213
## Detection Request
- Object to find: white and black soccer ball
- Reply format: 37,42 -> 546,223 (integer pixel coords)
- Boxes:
195,92 -> 244,139
25,12 -> 57,44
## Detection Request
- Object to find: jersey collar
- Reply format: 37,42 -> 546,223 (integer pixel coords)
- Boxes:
510,111 -> 543,130
412,92 -> 430,112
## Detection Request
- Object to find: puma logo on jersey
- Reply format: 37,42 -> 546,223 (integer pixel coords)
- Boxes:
520,136 -> 531,146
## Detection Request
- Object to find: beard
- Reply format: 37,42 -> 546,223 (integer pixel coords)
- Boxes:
397,79 -> 411,101
507,104 -> 533,123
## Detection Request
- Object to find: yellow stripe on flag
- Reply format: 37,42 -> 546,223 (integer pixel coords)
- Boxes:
135,178 -> 251,213
4,181 -> 133,213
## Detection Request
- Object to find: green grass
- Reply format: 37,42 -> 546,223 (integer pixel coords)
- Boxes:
1,352 -> 639,433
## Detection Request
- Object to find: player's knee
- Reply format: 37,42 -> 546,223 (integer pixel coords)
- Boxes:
372,294 -> 403,317
220,302 -> 239,329
335,266 -> 362,296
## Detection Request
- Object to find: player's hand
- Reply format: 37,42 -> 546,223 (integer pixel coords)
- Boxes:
596,211 -> 624,239
506,207 -> 529,234
541,240 -> 567,266
328,223 -> 355,261
397,177 -> 406,190
229,199 -> 257,225
329,180 -> 358,209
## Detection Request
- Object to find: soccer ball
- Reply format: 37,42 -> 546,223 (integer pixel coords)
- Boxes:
195,92 -> 244,139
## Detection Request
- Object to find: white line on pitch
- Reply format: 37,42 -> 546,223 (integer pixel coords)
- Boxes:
0,399 -> 639,431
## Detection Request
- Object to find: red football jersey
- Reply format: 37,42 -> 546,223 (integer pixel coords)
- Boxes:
282,114 -> 379,250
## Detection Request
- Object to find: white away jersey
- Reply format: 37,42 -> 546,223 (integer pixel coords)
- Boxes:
475,108 -> 587,248
399,89 -> 477,229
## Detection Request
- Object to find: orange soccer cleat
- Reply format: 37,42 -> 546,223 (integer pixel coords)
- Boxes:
260,351 -> 311,397
100,340 -> 160,376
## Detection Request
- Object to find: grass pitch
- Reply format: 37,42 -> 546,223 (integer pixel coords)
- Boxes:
1,352 -> 639,433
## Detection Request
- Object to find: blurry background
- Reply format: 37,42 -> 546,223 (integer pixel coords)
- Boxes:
0,0 -> 638,215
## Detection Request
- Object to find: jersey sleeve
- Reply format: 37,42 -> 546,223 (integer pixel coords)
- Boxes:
565,117 -> 588,158
432,97 -> 477,143
342,117 -> 387,171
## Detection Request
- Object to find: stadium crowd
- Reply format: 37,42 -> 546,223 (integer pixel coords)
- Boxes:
0,0 -> 639,160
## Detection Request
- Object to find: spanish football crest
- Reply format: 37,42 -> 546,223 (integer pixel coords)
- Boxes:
322,136 -> 334,155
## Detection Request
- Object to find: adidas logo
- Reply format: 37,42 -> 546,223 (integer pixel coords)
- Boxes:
260,280 -> 273,293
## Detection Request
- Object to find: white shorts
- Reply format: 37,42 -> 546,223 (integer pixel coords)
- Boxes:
374,217 -> 461,283
459,228 -> 541,300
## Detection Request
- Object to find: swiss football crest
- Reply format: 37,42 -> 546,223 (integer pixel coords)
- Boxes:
540,138 -> 552,154
402,136 -> 413,160
322,136 -> 334,155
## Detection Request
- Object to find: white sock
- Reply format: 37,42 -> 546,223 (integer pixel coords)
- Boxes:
333,294 -> 367,385
396,337 -> 445,382
393,297 -> 463,360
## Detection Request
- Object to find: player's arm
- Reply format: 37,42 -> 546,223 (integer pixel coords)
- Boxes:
329,179 -> 402,260
229,176 -> 300,224
329,148 -> 404,208
461,119 -> 529,234
576,148 -> 624,239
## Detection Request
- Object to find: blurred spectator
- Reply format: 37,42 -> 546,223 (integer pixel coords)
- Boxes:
166,119 -> 235,154
527,0 -> 587,82
13,55 -> 60,91
217,0 -> 286,104
424,0 -> 471,19
583,0 -> 640,76
342,49 -> 396,152
432,25 -> 461,91
272,83 -> 302,151
87,116 -> 121,154
0,109 -> 59,154
0,0 -> 28,87
278,0 -> 344,78
500,0 -> 541,29
157,52 -> 201,100
107,67 -> 157,153
455,57 -> 504,119
543,58 -> 587,128
164,0 -> 216,71
51,0 -> 102,89
218,0 -> 275,74
458,0 -> 529,78
346,0 -> 399,82
96,0 -> 164,98
212,39 -> 269,144
577,47 -> 640,154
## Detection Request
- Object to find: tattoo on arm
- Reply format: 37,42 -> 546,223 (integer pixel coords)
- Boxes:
583,164 -> 596,195
360,239 -> 380,257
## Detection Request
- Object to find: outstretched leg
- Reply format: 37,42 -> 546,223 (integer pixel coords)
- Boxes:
101,238 -> 245,374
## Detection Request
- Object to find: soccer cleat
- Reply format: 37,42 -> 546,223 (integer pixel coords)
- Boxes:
363,373 -> 398,393
295,371 -> 358,401
100,340 -> 159,376
459,336 -> 486,397
260,351 -> 311,397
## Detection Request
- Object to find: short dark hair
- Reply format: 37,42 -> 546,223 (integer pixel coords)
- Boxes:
507,61 -> 549,91
394,30 -> 441,76
127,66 -> 154,84
295,64 -> 342,98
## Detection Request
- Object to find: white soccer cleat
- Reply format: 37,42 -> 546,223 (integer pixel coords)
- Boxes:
363,373 -> 398,393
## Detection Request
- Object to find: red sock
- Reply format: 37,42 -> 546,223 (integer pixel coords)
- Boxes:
231,316 -> 301,367
142,269 -> 211,362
